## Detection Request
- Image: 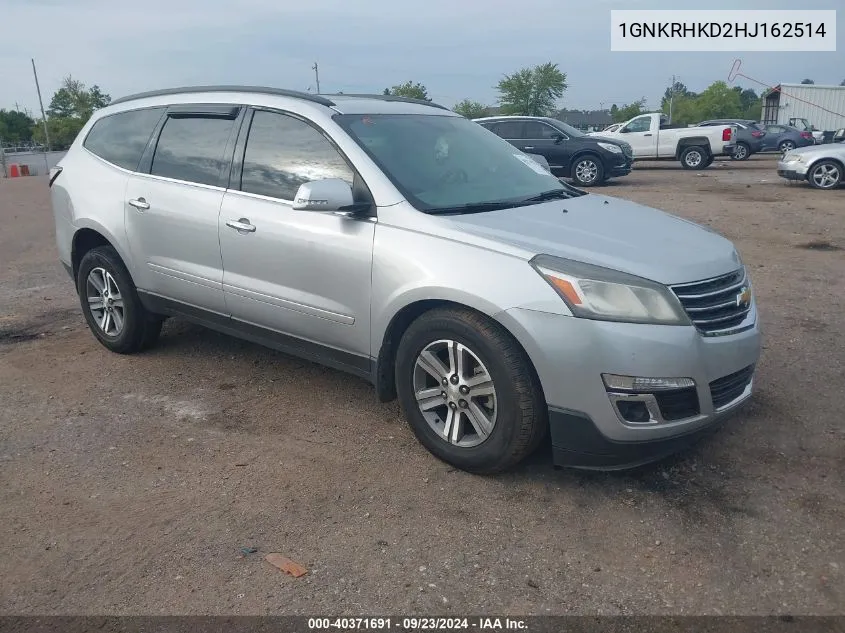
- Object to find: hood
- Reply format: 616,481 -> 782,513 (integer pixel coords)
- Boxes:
446,194 -> 741,286
786,143 -> 845,159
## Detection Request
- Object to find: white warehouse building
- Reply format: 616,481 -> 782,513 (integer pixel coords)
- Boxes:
761,83 -> 845,134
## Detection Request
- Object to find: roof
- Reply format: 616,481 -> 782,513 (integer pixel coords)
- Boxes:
763,83 -> 845,99
109,85 -> 453,114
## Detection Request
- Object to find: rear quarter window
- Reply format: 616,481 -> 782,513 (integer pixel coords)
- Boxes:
83,108 -> 165,171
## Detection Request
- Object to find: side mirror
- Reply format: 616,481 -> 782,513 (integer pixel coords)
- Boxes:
618,127 -> 630,133
552,133 -> 565,144
292,178 -> 356,213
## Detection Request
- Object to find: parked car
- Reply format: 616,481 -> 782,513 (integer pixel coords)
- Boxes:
595,113 -> 736,169
778,142 -> 845,189
759,124 -> 815,153
473,116 -> 633,186
697,119 -> 766,161
50,86 -> 761,473
589,123 -> 622,135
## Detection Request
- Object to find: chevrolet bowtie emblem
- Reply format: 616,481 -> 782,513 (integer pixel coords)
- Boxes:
736,286 -> 751,308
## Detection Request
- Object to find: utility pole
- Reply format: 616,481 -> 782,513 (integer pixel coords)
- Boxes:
31,58 -> 52,169
668,74 -> 676,123
312,62 -> 321,94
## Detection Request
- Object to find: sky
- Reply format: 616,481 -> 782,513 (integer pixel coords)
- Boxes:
1,0 -> 843,116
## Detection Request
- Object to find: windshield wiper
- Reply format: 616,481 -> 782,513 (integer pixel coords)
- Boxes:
520,188 -> 575,202
427,201 -> 520,216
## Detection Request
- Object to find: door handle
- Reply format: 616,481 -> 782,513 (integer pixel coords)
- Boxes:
128,197 -> 150,210
643,133 -> 653,137
523,146 -> 535,150
226,218 -> 256,233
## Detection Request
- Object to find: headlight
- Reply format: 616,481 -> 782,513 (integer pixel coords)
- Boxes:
597,142 -> 622,154
783,153 -> 804,163
530,255 -> 690,325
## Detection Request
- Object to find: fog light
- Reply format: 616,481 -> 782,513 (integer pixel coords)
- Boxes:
615,400 -> 652,423
602,374 -> 695,392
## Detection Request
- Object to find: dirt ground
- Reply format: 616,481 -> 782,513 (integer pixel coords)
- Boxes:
0,155 -> 843,616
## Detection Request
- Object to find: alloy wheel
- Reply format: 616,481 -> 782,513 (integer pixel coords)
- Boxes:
811,163 -> 841,189
86,267 -> 125,337
412,339 -> 497,447
575,159 -> 599,184
734,144 -> 748,160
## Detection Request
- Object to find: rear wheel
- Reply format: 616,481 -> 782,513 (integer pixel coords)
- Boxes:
395,308 -> 546,474
77,246 -> 162,354
680,146 -> 709,169
807,160 -> 842,190
732,142 -> 750,161
571,155 -> 604,186
779,140 -> 796,153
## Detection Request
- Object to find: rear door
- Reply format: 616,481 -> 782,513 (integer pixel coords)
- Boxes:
218,108 -> 375,364
124,105 -> 242,314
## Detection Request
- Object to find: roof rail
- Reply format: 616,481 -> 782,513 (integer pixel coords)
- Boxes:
110,85 -> 336,107
326,93 -> 451,111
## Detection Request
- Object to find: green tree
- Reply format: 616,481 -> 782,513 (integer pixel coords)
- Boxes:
497,62 -> 567,116
31,116 -> 86,149
611,98 -> 648,122
694,81 -> 743,120
0,109 -> 36,142
384,81 -> 431,101
668,95 -> 702,125
453,99 -> 489,119
801,78 -> 815,84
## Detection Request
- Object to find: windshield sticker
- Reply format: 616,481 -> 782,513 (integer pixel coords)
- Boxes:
513,153 -> 551,175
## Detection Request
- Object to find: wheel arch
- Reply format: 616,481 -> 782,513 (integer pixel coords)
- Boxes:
675,137 -> 712,159
374,298 -> 545,406
806,156 -> 845,184
71,222 -> 133,282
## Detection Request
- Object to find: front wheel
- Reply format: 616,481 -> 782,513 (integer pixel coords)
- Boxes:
680,146 -> 709,170
807,160 -> 842,190
571,155 -> 604,186
395,308 -> 546,474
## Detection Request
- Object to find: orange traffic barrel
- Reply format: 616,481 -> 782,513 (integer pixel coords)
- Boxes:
9,164 -> 20,177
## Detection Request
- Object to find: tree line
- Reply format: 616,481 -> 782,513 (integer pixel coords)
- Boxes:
4,69 -> 845,151
0,76 -> 111,150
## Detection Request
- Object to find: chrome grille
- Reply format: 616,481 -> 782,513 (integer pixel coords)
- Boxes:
671,268 -> 753,336
620,143 -> 633,158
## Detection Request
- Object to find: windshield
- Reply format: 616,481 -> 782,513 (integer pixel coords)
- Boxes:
334,114 -> 578,213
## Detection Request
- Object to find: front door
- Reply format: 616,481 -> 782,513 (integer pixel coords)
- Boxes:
618,115 -> 655,157
124,107 -> 241,314
219,108 -> 375,362
521,120 -> 570,174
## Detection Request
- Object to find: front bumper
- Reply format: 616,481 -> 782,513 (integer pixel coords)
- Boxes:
777,159 -> 808,180
496,307 -> 761,469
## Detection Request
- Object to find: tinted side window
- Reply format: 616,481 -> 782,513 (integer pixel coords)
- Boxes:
150,116 -> 235,186
493,121 -> 524,139
524,121 -> 561,139
240,110 -> 354,201
83,108 -> 164,171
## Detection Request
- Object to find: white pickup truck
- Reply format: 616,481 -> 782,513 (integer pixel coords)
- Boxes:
590,113 -> 736,169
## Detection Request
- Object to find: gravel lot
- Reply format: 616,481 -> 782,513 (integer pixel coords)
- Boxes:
0,156 -> 843,616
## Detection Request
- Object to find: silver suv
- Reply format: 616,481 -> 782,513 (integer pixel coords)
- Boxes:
50,86 -> 761,473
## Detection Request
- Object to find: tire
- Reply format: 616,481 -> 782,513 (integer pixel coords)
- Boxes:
702,155 -> 714,168
571,154 -> 604,186
76,246 -> 162,354
732,142 -> 750,161
779,140 -> 796,153
395,307 -> 546,474
680,146 -> 708,170
807,160 -> 842,190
